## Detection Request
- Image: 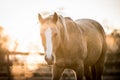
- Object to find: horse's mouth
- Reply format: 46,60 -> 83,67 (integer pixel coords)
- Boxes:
46,60 -> 54,65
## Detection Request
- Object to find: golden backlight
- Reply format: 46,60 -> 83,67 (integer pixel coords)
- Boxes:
4,23 -> 44,53
0,0 -> 119,79
2,23 -> 46,71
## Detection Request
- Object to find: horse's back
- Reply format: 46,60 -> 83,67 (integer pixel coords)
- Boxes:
76,19 -> 105,36
76,19 -> 106,65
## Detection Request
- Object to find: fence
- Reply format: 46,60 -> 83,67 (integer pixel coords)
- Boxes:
0,51 -> 120,80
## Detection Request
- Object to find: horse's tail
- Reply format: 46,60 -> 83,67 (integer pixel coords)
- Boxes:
91,19 -> 107,54
96,21 -> 107,57
95,22 -> 107,80
95,20 -> 107,65
90,21 -> 107,80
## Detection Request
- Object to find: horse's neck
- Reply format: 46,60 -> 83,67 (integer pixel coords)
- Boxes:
60,19 -> 84,50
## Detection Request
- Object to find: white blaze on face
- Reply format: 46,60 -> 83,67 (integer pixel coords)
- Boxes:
45,27 -> 53,59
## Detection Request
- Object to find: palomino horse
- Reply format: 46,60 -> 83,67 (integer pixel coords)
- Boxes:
38,12 -> 107,80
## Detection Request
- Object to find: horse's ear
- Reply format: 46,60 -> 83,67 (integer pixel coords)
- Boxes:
38,13 -> 44,24
53,12 -> 58,23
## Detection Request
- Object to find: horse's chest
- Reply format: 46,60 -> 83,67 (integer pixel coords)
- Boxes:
59,53 -> 86,68
56,57 -> 78,68
64,59 -> 77,67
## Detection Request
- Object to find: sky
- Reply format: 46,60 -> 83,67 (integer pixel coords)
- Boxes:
0,0 -> 120,52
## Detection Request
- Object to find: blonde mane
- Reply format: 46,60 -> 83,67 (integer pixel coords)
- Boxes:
57,15 -> 70,41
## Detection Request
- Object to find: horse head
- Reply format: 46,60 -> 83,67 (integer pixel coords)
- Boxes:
38,12 -> 62,65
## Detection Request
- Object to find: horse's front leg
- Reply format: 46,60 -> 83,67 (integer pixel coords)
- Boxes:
84,65 -> 93,80
74,61 -> 84,80
52,64 -> 64,80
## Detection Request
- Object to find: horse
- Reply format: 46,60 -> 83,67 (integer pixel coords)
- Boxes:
38,12 -> 107,80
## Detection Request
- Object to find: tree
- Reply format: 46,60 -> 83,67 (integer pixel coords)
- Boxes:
106,29 -> 120,54
0,26 -> 13,80
0,26 -> 10,63
0,26 -> 9,49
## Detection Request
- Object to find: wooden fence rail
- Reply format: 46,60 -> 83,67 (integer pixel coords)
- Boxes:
0,52 -> 120,80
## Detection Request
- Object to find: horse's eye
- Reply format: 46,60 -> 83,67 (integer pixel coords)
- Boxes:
53,32 -> 57,37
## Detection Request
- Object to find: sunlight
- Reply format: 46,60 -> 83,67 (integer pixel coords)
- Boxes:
0,1 -> 120,79
0,0 -> 120,72
26,53 -> 46,70
3,21 -> 44,53
0,0 -> 119,53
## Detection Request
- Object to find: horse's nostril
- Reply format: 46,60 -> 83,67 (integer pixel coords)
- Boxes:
52,55 -> 54,61
45,55 -> 47,61
45,55 -> 54,60
45,55 -> 54,65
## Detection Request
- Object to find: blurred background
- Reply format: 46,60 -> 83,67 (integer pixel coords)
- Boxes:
0,0 -> 120,80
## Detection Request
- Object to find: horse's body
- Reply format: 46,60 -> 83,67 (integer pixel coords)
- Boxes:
38,12 -> 107,80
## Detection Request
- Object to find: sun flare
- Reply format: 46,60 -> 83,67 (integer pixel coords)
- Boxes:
0,0 -> 119,71
3,22 -> 44,53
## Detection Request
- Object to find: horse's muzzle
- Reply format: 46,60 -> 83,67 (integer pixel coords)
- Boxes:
45,55 -> 54,65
